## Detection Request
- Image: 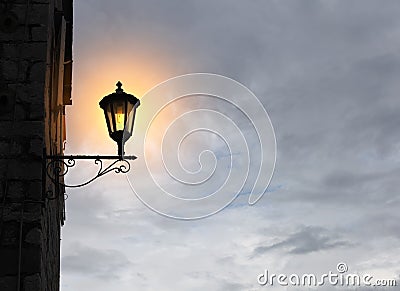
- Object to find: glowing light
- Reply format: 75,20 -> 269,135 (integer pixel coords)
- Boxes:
115,103 -> 125,131
116,113 -> 124,128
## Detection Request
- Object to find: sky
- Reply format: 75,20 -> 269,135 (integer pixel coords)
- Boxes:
62,1 -> 400,290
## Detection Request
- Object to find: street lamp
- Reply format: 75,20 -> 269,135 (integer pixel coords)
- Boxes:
44,81 -> 140,192
99,81 -> 140,156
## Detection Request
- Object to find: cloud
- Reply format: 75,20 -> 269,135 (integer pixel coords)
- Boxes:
62,242 -> 132,280
253,226 -> 352,256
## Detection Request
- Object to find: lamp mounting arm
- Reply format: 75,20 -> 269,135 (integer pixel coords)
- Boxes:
44,155 -> 137,188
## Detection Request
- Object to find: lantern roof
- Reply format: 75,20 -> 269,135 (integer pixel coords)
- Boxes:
99,81 -> 140,109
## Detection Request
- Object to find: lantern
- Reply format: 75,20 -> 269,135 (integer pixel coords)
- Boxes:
99,81 -> 140,156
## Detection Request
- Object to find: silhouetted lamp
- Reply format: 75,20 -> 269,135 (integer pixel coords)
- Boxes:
99,81 -> 140,156
45,81 -> 140,192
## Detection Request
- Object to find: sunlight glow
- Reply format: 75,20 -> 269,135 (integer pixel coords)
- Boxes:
66,49 -> 174,155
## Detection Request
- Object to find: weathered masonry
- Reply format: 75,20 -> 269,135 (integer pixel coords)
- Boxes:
0,0 -> 73,290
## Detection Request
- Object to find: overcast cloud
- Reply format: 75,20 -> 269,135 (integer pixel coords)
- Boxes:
62,1 -> 400,290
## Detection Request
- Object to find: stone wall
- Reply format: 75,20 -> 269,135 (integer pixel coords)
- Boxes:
0,0 -> 72,290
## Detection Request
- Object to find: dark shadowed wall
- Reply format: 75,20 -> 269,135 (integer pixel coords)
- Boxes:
0,0 -> 72,290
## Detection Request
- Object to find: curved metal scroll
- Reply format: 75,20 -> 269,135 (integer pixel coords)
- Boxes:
45,155 -> 136,188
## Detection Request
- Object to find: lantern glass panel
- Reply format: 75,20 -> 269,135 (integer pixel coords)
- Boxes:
125,102 -> 134,135
106,103 -> 114,133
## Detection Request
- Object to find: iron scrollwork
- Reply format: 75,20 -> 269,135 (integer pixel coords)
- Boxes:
45,155 -> 137,188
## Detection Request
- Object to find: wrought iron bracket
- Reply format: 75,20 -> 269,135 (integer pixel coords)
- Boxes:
44,155 -> 137,188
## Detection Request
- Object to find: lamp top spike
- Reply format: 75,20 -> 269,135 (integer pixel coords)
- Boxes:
116,81 -> 123,92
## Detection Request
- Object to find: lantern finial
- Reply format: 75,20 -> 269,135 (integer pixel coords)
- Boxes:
116,81 -> 123,93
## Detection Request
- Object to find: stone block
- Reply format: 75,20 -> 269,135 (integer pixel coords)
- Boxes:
30,25 -> 48,42
28,61 -> 46,82
0,160 -> 7,179
0,10 -> 20,34
0,121 -> 44,138
1,203 -> 23,222
25,227 -> 42,245
0,111 -> 14,121
5,4 -> 49,26
24,203 -> 42,219
2,43 -> 19,59
14,103 -> 28,121
2,6 -> 24,25
0,222 -> 19,246
28,102 -> 44,120
7,180 -> 25,200
0,59 -> 28,81
9,82 -> 46,104
24,273 -> 41,291
27,180 -> 42,201
30,4 -> 50,25
0,59 -> 17,80
21,43 -> 47,60
2,203 -> 42,223
0,139 -> 10,155
0,88 -> 16,121
0,276 -> 17,291
10,138 -> 27,156
0,26 -> 27,41
8,160 -> 42,180
0,248 -> 41,275
29,138 -> 43,157
0,180 -> 4,198
0,60 -> 45,83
